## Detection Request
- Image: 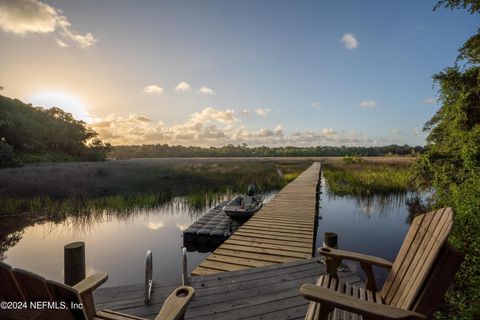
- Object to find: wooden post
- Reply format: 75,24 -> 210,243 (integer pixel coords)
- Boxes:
322,232 -> 340,279
323,232 -> 338,248
64,242 -> 86,286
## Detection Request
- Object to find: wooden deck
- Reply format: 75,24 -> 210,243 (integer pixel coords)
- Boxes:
94,257 -> 360,320
191,162 -> 321,276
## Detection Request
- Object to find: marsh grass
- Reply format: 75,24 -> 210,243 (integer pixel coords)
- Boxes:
323,160 -> 412,196
0,193 -> 174,216
0,159 -> 311,216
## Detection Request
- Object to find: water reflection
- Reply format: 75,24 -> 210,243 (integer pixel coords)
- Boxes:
0,191 -> 277,286
318,176 -> 428,287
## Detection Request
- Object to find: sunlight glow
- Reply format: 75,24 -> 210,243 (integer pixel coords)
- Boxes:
30,91 -> 91,122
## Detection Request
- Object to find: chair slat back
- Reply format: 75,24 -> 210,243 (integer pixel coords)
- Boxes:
0,261 -> 25,301
46,279 -> 88,320
380,208 -> 454,310
12,269 -> 52,302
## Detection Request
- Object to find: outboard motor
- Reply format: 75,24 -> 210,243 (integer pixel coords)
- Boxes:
247,183 -> 256,196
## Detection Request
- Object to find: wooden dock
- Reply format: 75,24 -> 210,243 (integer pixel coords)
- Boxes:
94,257 -> 360,320
192,162 -> 321,276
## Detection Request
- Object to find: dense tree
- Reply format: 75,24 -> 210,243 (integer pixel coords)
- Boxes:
109,144 -> 423,159
0,95 -> 110,167
412,1 -> 480,318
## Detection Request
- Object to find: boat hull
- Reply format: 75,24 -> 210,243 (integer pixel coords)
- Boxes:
222,195 -> 263,220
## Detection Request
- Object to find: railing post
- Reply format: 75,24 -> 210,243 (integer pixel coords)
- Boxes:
144,250 -> 153,303
64,242 -> 86,286
182,247 -> 188,286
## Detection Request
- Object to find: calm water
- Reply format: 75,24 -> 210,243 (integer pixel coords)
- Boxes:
315,175 -> 415,286
1,176 -> 418,288
1,193 -> 277,287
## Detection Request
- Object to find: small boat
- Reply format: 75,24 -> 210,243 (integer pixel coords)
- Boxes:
222,195 -> 264,220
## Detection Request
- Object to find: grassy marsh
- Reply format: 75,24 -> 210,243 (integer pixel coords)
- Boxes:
0,158 -> 311,215
323,158 -> 413,196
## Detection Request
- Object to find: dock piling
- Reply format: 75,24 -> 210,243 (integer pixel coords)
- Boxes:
323,232 -> 338,248
322,232 -> 340,278
64,241 -> 86,286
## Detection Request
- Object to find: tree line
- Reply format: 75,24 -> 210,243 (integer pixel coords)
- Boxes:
110,144 -> 424,159
0,95 -> 111,167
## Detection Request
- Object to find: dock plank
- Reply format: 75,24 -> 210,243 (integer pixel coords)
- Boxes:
192,162 -> 321,275
94,258 -> 359,320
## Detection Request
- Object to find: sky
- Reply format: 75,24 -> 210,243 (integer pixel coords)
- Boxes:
0,0 -> 478,147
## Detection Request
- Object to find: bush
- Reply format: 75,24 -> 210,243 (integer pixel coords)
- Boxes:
0,141 -> 21,168
434,175 -> 480,319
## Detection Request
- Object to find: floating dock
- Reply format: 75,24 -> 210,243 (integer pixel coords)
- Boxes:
191,162 -> 321,275
182,201 -> 244,247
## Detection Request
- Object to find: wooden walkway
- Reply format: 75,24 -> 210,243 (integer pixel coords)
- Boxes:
192,162 -> 321,276
94,258 -> 360,320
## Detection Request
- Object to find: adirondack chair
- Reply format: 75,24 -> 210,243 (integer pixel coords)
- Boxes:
0,262 -> 194,320
300,207 -> 464,320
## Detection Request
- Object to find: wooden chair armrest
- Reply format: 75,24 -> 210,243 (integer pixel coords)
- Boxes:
156,286 -> 195,320
73,272 -> 108,295
300,284 -> 427,320
318,247 -> 393,269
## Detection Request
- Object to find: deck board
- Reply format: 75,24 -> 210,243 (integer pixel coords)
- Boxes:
191,162 -> 321,275
94,258 -> 360,320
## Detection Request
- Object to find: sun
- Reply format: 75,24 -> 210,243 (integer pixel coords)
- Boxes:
30,91 -> 91,122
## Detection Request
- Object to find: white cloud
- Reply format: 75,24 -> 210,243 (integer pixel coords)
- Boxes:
360,99 -> 377,108
341,33 -> 358,50
89,108 -> 380,147
311,102 -> 321,108
198,86 -> 215,95
55,38 -> 68,47
239,109 -> 250,117
422,97 -> 437,105
0,0 -> 57,34
255,108 -> 271,116
0,0 -> 97,48
175,81 -> 191,93
143,85 -> 164,94
190,107 -> 237,124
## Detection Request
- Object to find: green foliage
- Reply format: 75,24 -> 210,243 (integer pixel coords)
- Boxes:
283,172 -> 300,183
110,144 -> 424,159
324,162 -> 411,196
412,2 -> 480,318
0,140 -> 21,168
0,95 -> 109,167
435,0 -> 480,14
436,176 -> 480,318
